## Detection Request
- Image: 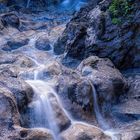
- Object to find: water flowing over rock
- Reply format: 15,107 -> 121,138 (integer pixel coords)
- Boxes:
26,80 -> 71,132
77,56 -> 127,104
0,0 -> 139,139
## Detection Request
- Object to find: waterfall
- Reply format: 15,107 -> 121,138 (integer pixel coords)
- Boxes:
90,83 -> 109,130
26,0 -> 31,8
90,82 -> 118,140
26,80 -> 61,140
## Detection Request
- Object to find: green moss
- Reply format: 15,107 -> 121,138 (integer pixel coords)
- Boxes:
109,0 -> 132,24
112,18 -> 121,24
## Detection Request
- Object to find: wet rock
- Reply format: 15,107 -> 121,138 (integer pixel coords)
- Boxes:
16,127 -> 54,140
77,56 -> 127,112
119,120 -> 140,140
15,56 -> 35,68
56,66 -> 96,123
35,35 -> 51,51
0,53 -> 35,68
19,60 -> 62,80
0,86 -> 20,129
67,79 -> 93,112
2,39 -> 29,51
55,0 -> 140,69
47,93 -> 71,132
1,13 -> 20,28
0,53 -> 17,65
1,126 -> 54,140
60,123 -> 111,140
0,70 -> 34,111
127,75 -> 140,98
112,75 -> 140,123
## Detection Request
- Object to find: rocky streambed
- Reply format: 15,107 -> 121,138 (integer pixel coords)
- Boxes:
0,0 -> 140,140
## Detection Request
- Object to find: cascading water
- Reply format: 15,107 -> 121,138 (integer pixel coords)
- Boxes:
90,82 -> 118,140
26,0 -> 31,8
26,80 -> 61,140
91,83 -> 109,130
21,1 -> 118,139
25,60 -> 72,140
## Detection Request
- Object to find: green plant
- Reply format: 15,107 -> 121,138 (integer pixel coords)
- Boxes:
109,0 -> 132,24
112,18 -> 121,24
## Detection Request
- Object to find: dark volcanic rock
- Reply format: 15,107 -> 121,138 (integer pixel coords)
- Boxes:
54,0 -> 140,69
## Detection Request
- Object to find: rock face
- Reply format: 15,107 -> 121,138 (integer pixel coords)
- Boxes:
54,0 -> 140,69
35,35 -> 51,51
2,39 -> 29,51
0,0 -> 139,139
0,86 -> 20,129
57,56 -> 127,119
0,13 -> 20,28
48,93 -> 71,132
0,69 -> 34,112
60,123 -> 111,140
15,127 -> 54,140
77,56 -> 127,105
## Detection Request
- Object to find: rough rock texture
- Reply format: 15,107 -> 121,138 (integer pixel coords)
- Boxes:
112,74 -> 140,125
15,126 -> 54,140
48,93 -> 71,132
35,35 -> 51,51
0,71 -> 34,112
0,86 -> 20,129
57,66 -> 94,114
2,39 -> 29,51
60,123 -> 111,140
54,0 -> 140,69
1,126 -> 54,140
77,56 -> 127,105
117,120 -> 140,140
0,13 -> 20,28
57,56 -> 127,119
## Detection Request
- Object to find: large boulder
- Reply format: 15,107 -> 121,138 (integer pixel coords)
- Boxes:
0,53 -> 35,68
35,35 -> 51,51
77,56 -> 127,111
1,126 -> 54,140
15,126 -> 54,140
60,122 -> 111,140
0,68 -> 34,112
56,65 -> 95,122
54,0 -> 140,69
56,56 -> 127,122
0,86 -> 20,129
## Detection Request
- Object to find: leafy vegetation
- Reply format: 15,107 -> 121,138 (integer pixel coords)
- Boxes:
109,0 -> 132,24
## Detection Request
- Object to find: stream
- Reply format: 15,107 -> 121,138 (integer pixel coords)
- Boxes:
0,0 -> 121,139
